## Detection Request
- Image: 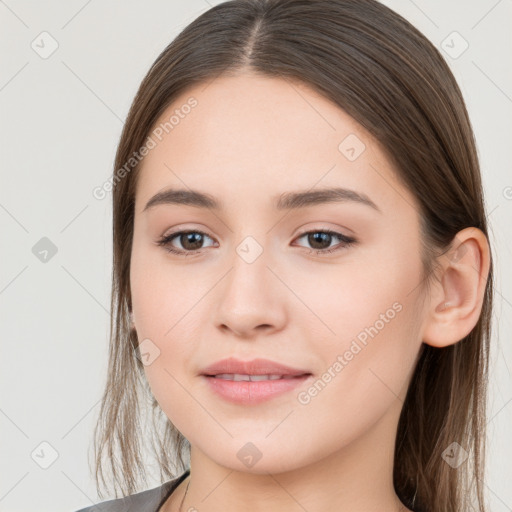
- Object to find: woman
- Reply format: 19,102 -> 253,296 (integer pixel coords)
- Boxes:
76,0 -> 493,511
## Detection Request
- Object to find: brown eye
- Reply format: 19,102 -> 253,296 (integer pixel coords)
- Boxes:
156,230 -> 216,255
294,230 -> 356,255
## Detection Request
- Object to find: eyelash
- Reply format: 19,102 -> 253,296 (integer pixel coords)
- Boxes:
156,228 -> 357,256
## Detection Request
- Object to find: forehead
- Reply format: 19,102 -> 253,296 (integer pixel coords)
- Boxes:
135,72 -> 415,216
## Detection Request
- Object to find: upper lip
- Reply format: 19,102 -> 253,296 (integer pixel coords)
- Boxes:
200,357 -> 311,377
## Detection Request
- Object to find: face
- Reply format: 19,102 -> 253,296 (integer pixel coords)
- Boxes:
130,71 -> 427,474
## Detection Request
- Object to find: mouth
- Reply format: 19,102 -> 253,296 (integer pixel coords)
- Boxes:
200,356 -> 311,378
199,357 -> 313,404
201,371 -> 313,405
204,373 -> 311,381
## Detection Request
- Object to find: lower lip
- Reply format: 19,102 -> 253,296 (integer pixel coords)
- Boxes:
202,375 -> 312,405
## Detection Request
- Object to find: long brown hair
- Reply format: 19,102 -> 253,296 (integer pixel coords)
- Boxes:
92,1 -> 494,510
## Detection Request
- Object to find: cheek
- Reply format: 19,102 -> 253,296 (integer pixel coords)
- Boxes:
130,257 -> 198,433
289,242 -> 421,343
313,250 -> 423,417
130,236 -> 201,338
129,241 -> 211,413
294,288 -> 422,449
295,233 -> 423,391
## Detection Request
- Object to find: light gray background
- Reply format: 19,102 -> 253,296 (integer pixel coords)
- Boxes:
0,1 -> 510,511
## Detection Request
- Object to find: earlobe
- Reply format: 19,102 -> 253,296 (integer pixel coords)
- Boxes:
422,227 -> 490,348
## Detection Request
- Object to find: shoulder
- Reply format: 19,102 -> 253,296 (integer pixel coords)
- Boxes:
72,470 -> 190,512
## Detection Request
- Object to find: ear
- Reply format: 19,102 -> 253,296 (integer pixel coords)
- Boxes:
422,227 -> 491,348
129,310 -> 136,330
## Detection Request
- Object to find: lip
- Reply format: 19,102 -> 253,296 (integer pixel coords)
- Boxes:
200,357 -> 313,405
200,357 -> 311,377
202,374 -> 312,405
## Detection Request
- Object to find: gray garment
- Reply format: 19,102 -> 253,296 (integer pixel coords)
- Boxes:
73,470 -> 190,512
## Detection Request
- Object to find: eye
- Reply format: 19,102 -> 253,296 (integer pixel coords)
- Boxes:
156,230 -> 217,255
293,229 -> 357,255
156,228 -> 357,256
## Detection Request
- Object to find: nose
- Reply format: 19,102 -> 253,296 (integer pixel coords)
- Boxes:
213,243 -> 288,339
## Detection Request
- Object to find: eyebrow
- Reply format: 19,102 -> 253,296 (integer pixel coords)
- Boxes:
142,186 -> 381,213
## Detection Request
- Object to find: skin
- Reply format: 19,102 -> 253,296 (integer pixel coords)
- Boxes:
129,71 -> 490,512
